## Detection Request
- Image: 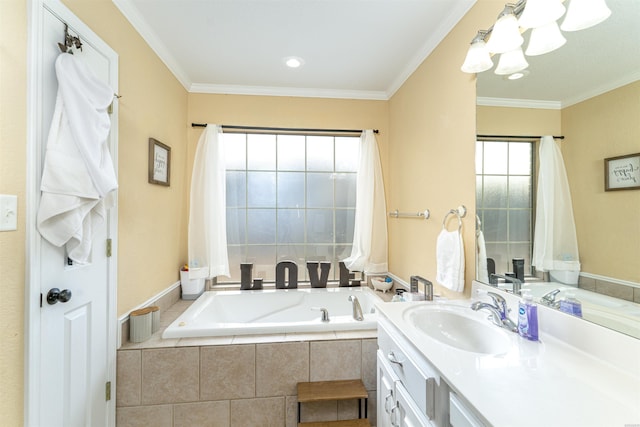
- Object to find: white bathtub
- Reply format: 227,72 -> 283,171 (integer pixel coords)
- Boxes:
162,286 -> 380,338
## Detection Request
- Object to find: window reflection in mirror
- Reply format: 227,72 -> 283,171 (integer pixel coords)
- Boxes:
476,139 -> 534,277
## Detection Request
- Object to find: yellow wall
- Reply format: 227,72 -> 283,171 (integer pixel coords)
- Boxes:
62,0 -> 190,315
187,94 -> 389,191
0,1 -> 28,425
386,3 -> 499,299
0,0 -> 188,423
562,81 -> 640,282
477,106 -> 561,136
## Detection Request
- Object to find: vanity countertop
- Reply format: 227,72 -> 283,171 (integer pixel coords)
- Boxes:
376,295 -> 640,426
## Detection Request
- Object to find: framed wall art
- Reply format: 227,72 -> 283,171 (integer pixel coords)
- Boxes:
148,138 -> 171,186
604,152 -> 640,191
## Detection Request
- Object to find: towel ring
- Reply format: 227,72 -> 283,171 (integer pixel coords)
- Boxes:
442,209 -> 463,232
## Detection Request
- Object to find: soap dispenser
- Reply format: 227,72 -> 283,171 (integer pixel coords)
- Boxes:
391,289 -> 406,302
518,292 -> 539,341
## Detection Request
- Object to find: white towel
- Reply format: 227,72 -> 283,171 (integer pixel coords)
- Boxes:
476,230 -> 489,283
37,53 -> 117,264
436,229 -> 465,292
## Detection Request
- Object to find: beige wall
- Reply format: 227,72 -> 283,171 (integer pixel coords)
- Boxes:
187,94 -> 389,191
0,1 -> 28,425
62,0 -> 190,315
476,105 -> 561,136
386,2 -> 500,299
0,0 -> 188,423
562,81 -> 640,282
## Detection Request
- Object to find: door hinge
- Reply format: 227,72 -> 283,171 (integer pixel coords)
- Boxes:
106,239 -> 112,257
105,381 -> 111,401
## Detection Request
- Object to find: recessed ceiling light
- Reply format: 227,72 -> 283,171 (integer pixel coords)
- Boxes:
507,70 -> 530,80
284,56 -> 304,68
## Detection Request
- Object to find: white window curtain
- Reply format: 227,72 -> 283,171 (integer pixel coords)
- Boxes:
532,136 -> 580,274
342,129 -> 388,273
188,124 -> 230,279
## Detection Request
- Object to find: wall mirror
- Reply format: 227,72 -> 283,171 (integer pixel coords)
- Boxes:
475,0 -> 640,338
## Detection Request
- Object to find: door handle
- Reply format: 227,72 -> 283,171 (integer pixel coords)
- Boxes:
47,288 -> 72,305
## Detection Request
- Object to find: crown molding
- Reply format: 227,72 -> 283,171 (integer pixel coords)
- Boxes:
189,83 -> 389,100
113,0 -> 192,90
562,72 -> 640,108
477,97 -> 562,110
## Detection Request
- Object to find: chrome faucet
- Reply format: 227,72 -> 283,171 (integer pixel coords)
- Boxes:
471,291 -> 518,332
410,275 -> 434,301
348,295 -> 364,321
311,307 -> 330,322
490,273 -> 523,296
541,289 -> 562,308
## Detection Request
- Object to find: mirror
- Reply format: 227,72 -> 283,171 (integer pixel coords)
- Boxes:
475,0 -> 640,338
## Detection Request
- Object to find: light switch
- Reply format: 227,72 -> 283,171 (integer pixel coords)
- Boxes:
0,194 -> 18,231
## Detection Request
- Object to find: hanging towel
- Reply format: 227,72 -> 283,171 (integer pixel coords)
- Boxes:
37,53 -> 117,264
436,227 -> 465,292
476,229 -> 489,283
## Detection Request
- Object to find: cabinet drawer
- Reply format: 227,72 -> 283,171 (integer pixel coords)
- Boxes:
378,317 -> 439,418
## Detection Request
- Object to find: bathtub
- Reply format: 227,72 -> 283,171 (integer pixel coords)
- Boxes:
162,286 -> 380,338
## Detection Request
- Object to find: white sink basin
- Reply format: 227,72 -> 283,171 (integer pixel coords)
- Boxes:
403,304 -> 512,355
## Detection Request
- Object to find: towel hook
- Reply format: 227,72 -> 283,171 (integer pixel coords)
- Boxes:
58,24 -> 83,54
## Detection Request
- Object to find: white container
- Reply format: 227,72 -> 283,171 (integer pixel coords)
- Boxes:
180,270 -> 205,300
149,306 -> 160,333
129,307 -> 152,343
371,277 -> 393,293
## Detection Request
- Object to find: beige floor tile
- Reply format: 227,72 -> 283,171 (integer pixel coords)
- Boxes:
361,339 -> 378,391
310,340 -> 362,381
200,345 -> 256,400
141,347 -> 200,404
256,342 -> 309,397
116,404 -> 172,427
285,396 -> 299,427
230,397 -> 285,427
174,400 -> 230,427
117,350 -> 141,407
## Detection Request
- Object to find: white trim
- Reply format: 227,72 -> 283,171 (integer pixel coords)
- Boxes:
580,272 -> 640,290
189,83 -> 388,100
117,281 -> 181,348
112,0 -> 192,91
385,0 -> 476,99
561,72 -> 640,108
26,1 -> 119,425
477,96 -> 562,110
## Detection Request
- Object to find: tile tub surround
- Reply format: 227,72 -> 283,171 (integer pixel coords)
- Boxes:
116,339 -> 378,427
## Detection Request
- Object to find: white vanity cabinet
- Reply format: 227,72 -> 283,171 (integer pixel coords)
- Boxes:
377,317 -> 438,427
449,392 -> 485,427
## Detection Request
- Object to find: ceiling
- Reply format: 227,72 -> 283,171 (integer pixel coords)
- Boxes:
477,0 -> 640,108
113,0 -> 638,104
112,0 -> 475,100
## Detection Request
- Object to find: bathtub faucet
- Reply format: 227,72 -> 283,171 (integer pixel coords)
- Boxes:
311,307 -> 330,322
348,295 -> 364,321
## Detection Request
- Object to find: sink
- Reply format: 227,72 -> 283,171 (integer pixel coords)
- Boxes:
403,304 -> 512,355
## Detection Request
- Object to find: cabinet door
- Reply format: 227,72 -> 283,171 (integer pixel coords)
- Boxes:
377,350 -> 400,427
450,393 -> 485,427
396,383 -> 432,427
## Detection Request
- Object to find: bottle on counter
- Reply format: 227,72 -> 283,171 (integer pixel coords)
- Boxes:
518,292 -> 539,341
559,292 -> 583,317
391,288 -> 406,302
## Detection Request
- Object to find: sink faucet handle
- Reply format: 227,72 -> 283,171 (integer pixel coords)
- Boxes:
311,307 -> 330,322
485,291 -> 508,319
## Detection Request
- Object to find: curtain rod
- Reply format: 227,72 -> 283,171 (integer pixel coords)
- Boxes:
477,134 -> 564,140
191,123 -> 378,134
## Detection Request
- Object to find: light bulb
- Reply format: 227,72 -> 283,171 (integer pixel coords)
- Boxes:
561,0 -> 611,31
525,21 -> 567,56
495,47 -> 529,75
486,6 -> 524,54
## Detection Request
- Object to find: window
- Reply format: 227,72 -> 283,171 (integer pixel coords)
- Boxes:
476,140 -> 535,275
222,133 -> 360,284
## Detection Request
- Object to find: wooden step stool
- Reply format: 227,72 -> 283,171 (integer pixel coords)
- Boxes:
297,379 -> 370,427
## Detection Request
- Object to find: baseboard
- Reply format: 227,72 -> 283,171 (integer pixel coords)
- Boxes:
117,281 -> 181,348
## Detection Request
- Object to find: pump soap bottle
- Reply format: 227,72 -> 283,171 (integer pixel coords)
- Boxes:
518,293 -> 539,341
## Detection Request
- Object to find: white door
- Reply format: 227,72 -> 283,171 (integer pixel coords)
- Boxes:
27,1 -> 118,426
377,350 -> 400,427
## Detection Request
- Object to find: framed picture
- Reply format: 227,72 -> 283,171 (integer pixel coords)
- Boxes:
148,138 -> 171,186
604,152 -> 640,191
